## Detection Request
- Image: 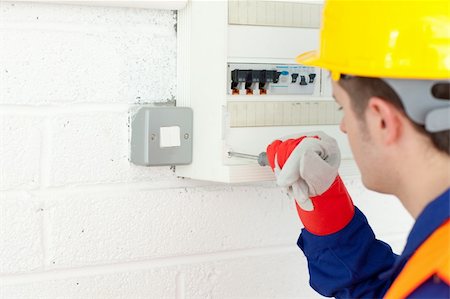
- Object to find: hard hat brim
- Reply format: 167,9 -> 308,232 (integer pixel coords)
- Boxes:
296,50 -> 341,80
296,50 -> 321,67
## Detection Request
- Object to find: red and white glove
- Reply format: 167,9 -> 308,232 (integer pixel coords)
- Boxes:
266,131 -> 354,236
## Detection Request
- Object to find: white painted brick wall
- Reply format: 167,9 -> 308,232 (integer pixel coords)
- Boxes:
47,112 -> 173,186
0,192 -> 43,273
0,2 -> 413,298
0,116 -> 42,190
0,2 -> 176,105
1,268 -> 177,299
42,186 -> 300,269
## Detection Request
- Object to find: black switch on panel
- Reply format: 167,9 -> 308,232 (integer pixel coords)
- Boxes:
244,70 -> 261,94
291,73 -> 299,83
251,70 -> 261,82
308,73 -> 316,83
269,71 -> 281,83
231,69 -> 252,92
259,70 -> 267,83
261,70 -> 281,84
259,70 -> 267,92
274,71 -> 281,83
300,75 -> 308,85
231,69 -> 252,83
244,70 -> 252,89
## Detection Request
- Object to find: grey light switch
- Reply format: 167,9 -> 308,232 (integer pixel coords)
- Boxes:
130,106 -> 193,166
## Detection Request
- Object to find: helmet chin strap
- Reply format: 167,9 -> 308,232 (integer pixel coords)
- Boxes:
382,79 -> 450,133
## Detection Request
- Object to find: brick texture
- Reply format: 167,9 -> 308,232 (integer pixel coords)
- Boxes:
0,192 -> 43,274
44,186 -> 300,268
0,115 -> 42,190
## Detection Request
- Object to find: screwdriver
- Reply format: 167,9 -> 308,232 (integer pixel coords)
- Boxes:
227,151 -> 269,167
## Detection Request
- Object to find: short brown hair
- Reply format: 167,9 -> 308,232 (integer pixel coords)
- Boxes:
338,77 -> 450,155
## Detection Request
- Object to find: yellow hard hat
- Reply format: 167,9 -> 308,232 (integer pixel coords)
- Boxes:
296,0 -> 450,81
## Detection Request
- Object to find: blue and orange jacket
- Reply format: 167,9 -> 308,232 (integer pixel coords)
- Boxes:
298,188 -> 450,298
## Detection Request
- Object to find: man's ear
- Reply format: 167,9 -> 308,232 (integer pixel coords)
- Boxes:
366,97 -> 402,145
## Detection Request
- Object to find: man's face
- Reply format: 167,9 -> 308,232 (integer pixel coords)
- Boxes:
331,80 -> 383,191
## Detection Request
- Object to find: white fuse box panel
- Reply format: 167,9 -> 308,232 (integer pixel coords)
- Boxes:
175,1 -> 358,183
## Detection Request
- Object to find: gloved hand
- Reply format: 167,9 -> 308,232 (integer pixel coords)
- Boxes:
266,131 -> 354,236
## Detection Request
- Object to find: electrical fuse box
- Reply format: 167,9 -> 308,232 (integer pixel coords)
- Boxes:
174,0 -> 358,183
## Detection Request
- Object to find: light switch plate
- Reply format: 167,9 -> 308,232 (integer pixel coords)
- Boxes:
160,126 -> 181,148
130,106 -> 193,166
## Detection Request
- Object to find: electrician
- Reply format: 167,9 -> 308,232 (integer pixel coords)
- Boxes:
266,0 -> 450,298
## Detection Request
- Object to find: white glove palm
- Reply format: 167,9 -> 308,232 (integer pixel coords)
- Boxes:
273,131 -> 341,211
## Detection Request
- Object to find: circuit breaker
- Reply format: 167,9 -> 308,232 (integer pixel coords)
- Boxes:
227,63 -> 341,128
174,0 -> 357,183
228,64 -> 317,95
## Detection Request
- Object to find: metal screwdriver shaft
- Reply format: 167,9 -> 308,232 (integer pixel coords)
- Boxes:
228,152 -> 258,160
228,151 -> 269,167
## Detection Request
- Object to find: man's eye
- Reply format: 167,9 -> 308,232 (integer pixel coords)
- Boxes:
337,106 -> 343,111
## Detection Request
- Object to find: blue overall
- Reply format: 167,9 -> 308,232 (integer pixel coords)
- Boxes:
298,189 -> 450,298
